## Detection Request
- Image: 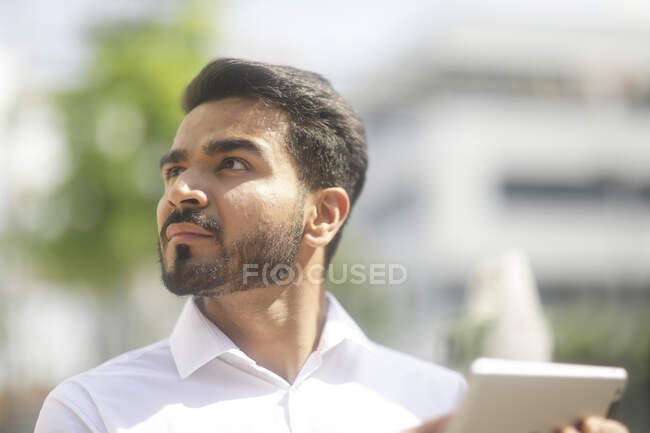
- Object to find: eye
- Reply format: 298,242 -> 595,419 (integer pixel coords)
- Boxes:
220,158 -> 248,171
164,166 -> 183,180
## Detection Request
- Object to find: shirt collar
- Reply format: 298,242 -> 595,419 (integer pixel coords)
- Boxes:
169,292 -> 374,379
170,297 -> 239,379
318,292 -> 375,354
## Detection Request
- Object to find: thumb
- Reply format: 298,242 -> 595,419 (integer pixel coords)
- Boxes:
401,413 -> 453,433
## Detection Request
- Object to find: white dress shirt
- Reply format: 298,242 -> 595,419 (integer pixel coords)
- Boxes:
35,293 -> 466,433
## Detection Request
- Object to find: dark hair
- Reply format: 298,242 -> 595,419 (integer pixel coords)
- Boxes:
182,58 -> 368,264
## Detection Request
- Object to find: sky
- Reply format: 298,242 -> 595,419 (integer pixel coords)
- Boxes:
3,0 -> 650,92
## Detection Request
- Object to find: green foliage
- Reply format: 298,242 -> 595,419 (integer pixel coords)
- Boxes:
549,303 -> 650,430
15,5 -> 213,291
325,240 -> 395,343
550,304 -> 650,383
449,302 -> 650,373
447,317 -> 494,371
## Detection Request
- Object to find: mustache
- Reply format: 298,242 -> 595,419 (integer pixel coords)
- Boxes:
160,208 -> 221,244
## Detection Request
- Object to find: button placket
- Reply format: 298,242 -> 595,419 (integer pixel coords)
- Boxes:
287,384 -> 310,433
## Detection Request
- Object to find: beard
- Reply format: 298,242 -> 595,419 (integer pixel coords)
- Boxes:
158,204 -> 304,298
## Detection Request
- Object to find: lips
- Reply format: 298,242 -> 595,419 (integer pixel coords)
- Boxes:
165,222 -> 214,243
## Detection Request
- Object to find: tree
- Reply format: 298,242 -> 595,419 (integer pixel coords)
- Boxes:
14,3 -> 213,293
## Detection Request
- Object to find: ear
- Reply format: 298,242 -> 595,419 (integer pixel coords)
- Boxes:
303,187 -> 350,248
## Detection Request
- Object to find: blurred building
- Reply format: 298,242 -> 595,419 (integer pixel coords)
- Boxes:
348,26 -> 650,360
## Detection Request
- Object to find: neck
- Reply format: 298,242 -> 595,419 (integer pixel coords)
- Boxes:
199,276 -> 327,384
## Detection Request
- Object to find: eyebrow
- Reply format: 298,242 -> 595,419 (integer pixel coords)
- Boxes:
159,139 -> 266,169
159,149 -> 187,169
202,139 -> 265,158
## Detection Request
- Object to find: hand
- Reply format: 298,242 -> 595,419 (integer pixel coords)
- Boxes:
401,414 -> 630,433
400,414 -> 451,433
560,416 -> 629,433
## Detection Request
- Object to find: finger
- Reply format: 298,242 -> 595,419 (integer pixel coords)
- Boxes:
581,416 -> 630,433
558,426 -> 580,433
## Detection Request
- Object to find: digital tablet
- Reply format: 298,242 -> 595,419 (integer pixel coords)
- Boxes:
443,358 -> 628,433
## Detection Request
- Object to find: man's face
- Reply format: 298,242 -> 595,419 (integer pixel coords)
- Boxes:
156,97 -> 306,297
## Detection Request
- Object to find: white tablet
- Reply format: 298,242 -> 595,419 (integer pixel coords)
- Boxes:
443,358 -> 628,433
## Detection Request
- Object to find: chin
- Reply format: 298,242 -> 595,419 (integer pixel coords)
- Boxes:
158,244 -> 235,297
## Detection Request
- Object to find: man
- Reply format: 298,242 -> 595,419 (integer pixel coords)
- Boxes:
35,58 -> 628,433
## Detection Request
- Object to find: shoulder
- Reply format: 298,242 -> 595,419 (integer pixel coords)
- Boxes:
87,338 -> 173,374
370,341 -> 466,391
36,339 -> 173,432
351,340 -> 467,418
35,379 -> 105,433
61,338 -> 174,391
52,337 -> 174,400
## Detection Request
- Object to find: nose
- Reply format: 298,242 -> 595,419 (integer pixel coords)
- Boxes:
167,171 -> 209,209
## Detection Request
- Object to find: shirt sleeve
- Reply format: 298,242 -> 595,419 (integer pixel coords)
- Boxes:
34,381 -> 107,433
